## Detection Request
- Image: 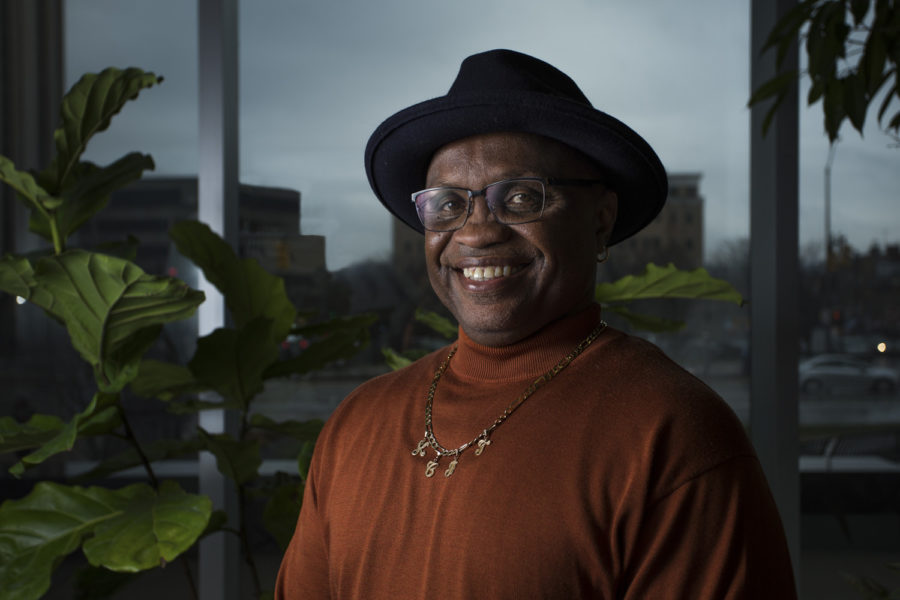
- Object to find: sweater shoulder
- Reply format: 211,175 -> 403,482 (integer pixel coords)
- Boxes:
584,330 -> 756,498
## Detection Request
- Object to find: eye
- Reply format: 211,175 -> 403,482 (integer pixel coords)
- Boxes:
428,190 -> 468,221
501,184 -> 543,214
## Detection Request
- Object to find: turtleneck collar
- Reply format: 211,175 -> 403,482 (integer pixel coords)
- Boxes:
449,304 -> 605,383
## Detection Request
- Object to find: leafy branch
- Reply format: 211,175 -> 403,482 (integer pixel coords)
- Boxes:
0,68 -> 375,600
749,0 -> 900,142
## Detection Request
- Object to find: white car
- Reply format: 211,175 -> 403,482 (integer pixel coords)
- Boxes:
799,355 -> 898,394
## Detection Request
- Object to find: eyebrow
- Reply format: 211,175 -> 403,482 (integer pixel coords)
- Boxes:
424,172 -> 544,188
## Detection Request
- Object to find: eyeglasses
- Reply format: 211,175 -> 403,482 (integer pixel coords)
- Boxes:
411,177 -> 606,232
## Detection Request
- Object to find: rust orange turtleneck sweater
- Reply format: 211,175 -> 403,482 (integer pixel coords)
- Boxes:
276,305 -> 796,599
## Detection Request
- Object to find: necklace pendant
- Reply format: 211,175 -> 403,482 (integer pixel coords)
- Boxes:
425,459 -> 439,478
444,457 -> 459,478
474,437 -> 491,456
412,438 -> 429,457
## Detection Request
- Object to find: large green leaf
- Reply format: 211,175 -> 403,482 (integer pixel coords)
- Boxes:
32,250 -> 203,392
264,313 -> 376,379
29,154 -> 155,243
82,480 -> 210,572
188,318 -> 279,407
414,308 -> 457,339
382,347 -> 413,371
9,393 -> 119,477
746,69 -> 798,136
842,72 -> 869,133
595,263 -> 744,305
0,481 -> 209,599
0,405 -> 121,464
862,24 -> 889,95
130,359 -> 208,401
0,255 -> 59,316
169,220 -> 296,342
0,482 -> 96,600
761,0 -> 816,63
261,479 -> 302,551
198,429 -> 261,486
40,67 -> 161,193
0,414 -> 65,455
0,155 -> 60,220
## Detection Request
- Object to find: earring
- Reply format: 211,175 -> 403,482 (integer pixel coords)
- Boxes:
597,246 -> 609,263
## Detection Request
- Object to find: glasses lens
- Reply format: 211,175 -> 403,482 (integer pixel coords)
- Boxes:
485,179 -> 545,224
414,188 -> 470,231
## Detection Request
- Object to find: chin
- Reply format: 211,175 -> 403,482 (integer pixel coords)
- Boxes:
457,313 -> 543,346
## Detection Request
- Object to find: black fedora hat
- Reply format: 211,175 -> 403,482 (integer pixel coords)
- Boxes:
364,49 -> 668,245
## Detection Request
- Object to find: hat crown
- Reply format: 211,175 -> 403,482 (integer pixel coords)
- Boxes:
447,49 -> 592,106
366,49 -> 667,245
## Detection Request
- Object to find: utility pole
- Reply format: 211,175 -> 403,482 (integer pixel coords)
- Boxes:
824,142 -> 836,352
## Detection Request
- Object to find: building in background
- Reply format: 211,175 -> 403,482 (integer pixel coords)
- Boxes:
83,177 -> 325,274
609,172 -> 704,279
86,177 -> 333,312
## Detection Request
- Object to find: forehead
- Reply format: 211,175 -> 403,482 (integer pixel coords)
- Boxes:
425,132 -> 598,185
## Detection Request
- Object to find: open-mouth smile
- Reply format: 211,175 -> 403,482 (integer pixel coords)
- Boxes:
461,265 -> 524,281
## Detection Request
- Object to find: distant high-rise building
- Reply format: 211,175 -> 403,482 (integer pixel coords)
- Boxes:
612,172 -> 704,277
79,176 -> 326,279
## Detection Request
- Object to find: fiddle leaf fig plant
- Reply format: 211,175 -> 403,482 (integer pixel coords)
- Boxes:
596,262 -> 745,332
0,67 -> 375,600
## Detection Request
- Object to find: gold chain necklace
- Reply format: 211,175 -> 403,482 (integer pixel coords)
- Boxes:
411,320 -> 608,478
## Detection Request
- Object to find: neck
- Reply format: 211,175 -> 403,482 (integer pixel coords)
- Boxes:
451,304 -> 604,382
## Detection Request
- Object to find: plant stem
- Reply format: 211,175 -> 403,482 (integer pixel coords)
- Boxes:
237,485 -> 263,597
49,217 -> 64,255
117,403 -> 160,489
181,556 -> 199,600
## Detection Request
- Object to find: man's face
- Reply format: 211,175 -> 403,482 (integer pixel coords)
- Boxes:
424,132 -> 617,347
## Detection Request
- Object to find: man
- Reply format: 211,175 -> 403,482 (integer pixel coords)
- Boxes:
276,49 -> 796,599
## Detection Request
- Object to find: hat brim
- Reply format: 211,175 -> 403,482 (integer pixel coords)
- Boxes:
365,90 -> 668,245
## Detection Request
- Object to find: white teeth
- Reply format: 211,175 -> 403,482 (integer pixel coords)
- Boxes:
462,266 -> 513,281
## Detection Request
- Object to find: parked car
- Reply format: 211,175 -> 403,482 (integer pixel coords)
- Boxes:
799,354 -> 899,394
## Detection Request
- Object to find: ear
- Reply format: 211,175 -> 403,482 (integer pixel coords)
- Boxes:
594,189 -> 618,247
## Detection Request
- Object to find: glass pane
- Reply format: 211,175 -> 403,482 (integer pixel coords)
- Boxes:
239,0 -> 753,424
796,36 -> 900,599
1,2 -> 199,594
65,0 -> 198,173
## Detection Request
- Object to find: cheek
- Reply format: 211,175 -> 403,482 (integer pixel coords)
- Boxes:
424,233 -> 447,267
533,219 -> 598,267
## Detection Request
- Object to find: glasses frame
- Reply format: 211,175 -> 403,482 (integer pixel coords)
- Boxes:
410,177 -> 606,232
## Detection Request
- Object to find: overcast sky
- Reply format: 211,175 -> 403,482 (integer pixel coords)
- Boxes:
65,0 -> 899,270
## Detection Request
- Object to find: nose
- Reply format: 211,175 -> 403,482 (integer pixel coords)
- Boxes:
453,195 -> 510,247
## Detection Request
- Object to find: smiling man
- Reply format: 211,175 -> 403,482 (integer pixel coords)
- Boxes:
276,49 -> 797,599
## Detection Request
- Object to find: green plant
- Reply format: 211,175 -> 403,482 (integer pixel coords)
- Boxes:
0,68 -> 374,599
749,0 -> 900,142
